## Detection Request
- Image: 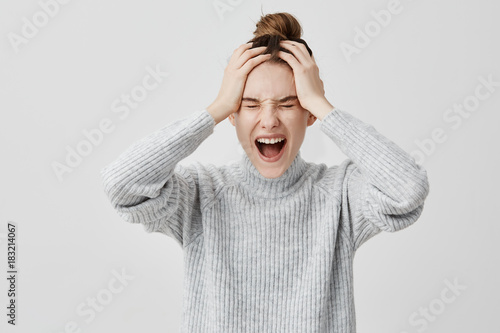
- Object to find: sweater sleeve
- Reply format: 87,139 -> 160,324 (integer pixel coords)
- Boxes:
319,107 -> 430,252
100,109 -> 216,247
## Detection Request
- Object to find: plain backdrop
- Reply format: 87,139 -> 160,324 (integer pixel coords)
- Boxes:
0,0 -> 499,332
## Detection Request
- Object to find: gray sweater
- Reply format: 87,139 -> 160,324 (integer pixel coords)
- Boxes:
100,107 -> 430,332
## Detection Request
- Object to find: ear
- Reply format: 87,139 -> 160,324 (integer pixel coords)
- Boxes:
228,112 -> 236,126
306,113 -> 317,126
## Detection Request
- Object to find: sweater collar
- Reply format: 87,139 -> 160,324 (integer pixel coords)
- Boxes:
236,150 -> 310,198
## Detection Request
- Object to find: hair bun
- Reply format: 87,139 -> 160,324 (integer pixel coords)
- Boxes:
252,12 -> 303,40
247,12 -> 312,60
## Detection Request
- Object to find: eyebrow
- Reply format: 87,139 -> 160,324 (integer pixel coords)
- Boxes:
241,95 -> 298,103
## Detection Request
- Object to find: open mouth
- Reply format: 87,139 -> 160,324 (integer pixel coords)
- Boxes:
255,138 -> 287,161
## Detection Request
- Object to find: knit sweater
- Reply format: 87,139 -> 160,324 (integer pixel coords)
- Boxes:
100,107 -> 430,333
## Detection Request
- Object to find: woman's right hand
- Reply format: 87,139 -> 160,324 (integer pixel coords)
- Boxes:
206,43 -> 271,125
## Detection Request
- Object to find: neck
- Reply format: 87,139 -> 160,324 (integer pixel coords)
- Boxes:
236,150 -> 309,199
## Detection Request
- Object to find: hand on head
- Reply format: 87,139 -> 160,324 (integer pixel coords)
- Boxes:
277,40 -> 330,118
206,43 -> 271,125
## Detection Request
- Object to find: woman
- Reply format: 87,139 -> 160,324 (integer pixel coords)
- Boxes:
101,12 -> 429,333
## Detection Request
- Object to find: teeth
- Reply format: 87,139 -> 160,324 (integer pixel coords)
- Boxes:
256,137 -> 285,144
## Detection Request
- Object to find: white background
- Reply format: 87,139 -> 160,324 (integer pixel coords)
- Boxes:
1,0 -> 499,332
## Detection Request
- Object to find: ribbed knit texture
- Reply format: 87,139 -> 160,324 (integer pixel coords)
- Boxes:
100,107 -> 430,333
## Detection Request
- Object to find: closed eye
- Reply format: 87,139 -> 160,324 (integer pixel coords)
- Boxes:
243,104 -> 294,109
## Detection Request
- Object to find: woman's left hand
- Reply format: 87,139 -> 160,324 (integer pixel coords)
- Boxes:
278,40 -> 334,120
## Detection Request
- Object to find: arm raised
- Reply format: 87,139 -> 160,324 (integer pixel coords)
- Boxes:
320,107 -> 430,251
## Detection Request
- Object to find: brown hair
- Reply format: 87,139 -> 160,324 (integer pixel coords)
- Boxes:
247,12 -> 312,66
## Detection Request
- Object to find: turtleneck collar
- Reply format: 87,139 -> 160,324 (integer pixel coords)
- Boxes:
236,150 -> 310,199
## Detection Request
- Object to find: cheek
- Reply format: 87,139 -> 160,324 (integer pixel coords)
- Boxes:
234,117 -> 253,141
288,119 -> 308,136
236,112 -> 259,130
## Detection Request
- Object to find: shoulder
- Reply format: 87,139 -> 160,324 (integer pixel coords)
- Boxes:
308,158 -> 355,198
174,157 -> 356,201
174,159 -> 240,198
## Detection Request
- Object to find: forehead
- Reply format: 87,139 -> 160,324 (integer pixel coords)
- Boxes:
243,62 -> 296,100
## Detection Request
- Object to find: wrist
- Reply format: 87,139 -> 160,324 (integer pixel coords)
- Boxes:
206,102 -> 226,125
309,98 -> 334,121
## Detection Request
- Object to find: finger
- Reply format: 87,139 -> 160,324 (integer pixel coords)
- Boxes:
239,53 -> 271,75
228,43 -> 261,66
277,50 -> 301,70
281,39 -> 316,63
279,41 -> 311,65
229,43 -> 252,61
234,46 -> 268,69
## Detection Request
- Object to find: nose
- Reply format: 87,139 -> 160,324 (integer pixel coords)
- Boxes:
259,105 -> 280,130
